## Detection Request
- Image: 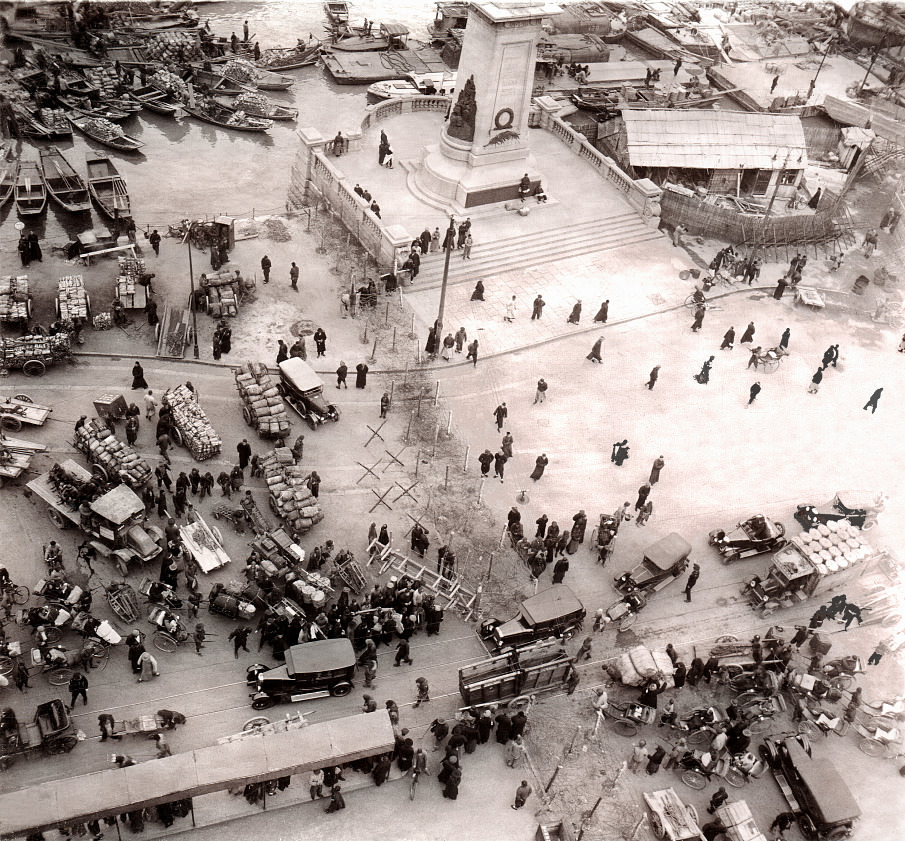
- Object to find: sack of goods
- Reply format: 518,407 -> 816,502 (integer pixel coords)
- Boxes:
149,69 -> 190,101
74,420 -> 152,488
93,312 -> 113,330
83,66 -> 121,99
0,276 -> 30,321
144,32 -> 203,65
223,59 -> 260,83
37,108 -> 69,134
234,92 -> 270,116
57,276 -> 89,320
260,448 -> 323,536
82,118 -> 125,140
162,384 -> 222,461
234,361 -> 291,439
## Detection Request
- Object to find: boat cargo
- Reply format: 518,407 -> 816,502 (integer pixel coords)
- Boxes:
67,114 -> 144,152
183,99 -> 273,132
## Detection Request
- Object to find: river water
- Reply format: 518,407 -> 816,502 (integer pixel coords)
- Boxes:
1,0 -> 436,248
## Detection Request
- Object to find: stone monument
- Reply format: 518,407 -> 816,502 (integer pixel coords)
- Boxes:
413,0 -> 561,212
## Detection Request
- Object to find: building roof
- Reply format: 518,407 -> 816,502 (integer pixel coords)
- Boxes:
621,109 -> 807,170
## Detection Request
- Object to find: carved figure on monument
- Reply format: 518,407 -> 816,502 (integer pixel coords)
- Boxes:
447,76 -> 477,143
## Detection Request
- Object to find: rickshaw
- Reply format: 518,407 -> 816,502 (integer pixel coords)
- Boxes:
602,589 -> 647,631
604,700 -> 656,736
148,606 -> 189,652
747,345 -> 788,372
0,700 -> 78,771
794,490 -> 886,531
277,358 -> 340,430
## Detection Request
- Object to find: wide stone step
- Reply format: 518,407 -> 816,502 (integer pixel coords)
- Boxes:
412,214 -> 664,288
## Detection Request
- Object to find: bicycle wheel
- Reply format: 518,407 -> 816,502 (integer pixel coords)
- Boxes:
747,717 -> 772,735
153,631 -> 178,653
723,767 -> 746,788
681,770 -> 708,790
829,674 -> 854,690
48,667 -> 73,686
86,641 -> 109,671
797,720 -> 820,737
410,773 -> 418,801
618,612 -> 637,632
0,656 -> 13,677
859,738 -> 889,758
43,627 -> 63,645
243,716 -> 271,731
10,584 -> 29,605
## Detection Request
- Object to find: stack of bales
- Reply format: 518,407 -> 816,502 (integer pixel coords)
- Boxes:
261,447 -> 322,535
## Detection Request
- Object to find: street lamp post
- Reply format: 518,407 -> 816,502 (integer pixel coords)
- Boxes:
186,227 -> 200,359
435,215 -> 456,336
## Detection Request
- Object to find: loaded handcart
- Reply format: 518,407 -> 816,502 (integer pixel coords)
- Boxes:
92,392 -> 129,422
0,394 -> 53,432
74,418 -> 152,488
747,345 -> 788,373
0,333 -> 72,377
235,361 -> 292,440
199,270 -> 240,318
115,255 -> 149,310
0,432 -> 47,488
110,712 -> 172,739
260,447 -> 323,537
643,788 -> 705,840
240,491 -> 272,535
162,384 -> 222,460
180,513 -> 231,573
0,275 -> 33,328
56,275 -> 91,321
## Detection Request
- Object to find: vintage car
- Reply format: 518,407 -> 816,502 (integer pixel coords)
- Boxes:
246,638 -> 356,709
277,358 -> 340,430
480,585 -> 586,651
614,533 -> 691,595
794,490 -> 885,531
709,515 -> 787,564
760,734 -> 860,839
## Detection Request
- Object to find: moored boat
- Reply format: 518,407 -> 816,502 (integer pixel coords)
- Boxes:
220,58 -> 294,91
368,70 -> 456,99
129,85 -> 181,116
213,92 -> 297,121
327,22 -> 410,52
182,99 -> 273,132
0,157 -> 17,209
86,157 -> 131,220
325,2 -> 350,25
256,43 -> 321,71
190,68 -> 250,96
57,94 -> 133,123
15,161 -> 47,217
11,104 -> 69,139
67,115 -> 144,153
39,146 -> 91,213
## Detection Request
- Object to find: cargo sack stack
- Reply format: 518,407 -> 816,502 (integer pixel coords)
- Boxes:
235,362 -> 291,439
81,118 -> 125,141
74,419 -> 152,488
36,108 -> 69,134
206,284 -> 237,318
200,270 -> 238,288
260,447 -> 323,536
223,59 -> 261,84
234,92 -> 271,116
118,256 -> 147,281
144,32 -> 203,65
715,801 -> 768,841
0,276 -> 30,322
163,384 -> 222,461
83,66 -> 122,99
148,69 -> 190,102
57,276 -> 89,320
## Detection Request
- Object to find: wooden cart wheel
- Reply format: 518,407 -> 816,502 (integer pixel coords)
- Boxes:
0,415 -> 22,432
153,631 -> 178,653
723,767 -> 746,788
171,428 -> 184,447
10,584 -> 29,605
43,627 -> 63,644
12,394 -> 32,403
650,812 -> 665,839
243,716 -> 271,731
48,667 -> 73,686
748,717 -> 772,735
858,737 -> 888,757
45,735 -> 78,755
687,729 -> 712,748
681,769 -> 708,790
686,805 -> 699,824
48,509 -> 67,529
0,656 -> 14,677
23,359 -> 46,377
92,463 -> 109,482
242,406 -> 253,427
618,612 -> 637,632
613,720 -> 638,737
715,634 -> 739,643
507,695 -> 533,711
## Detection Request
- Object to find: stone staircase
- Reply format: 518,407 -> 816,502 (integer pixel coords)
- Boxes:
410,213 -> 665,289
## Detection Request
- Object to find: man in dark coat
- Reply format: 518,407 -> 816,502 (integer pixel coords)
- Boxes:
684,564 -> 700,602
863,387 -> 883,413
495,711 -> 511,744
493,402 -> 508,431
552,556 -> 569,584
493,451 -> 507,482
740,321 -> 755,344
478,449 -> 494,476
336,361 -> 348,389
530,454 -> 548,481
593,299 -> 609,323
420,227 -> 432,255
611,440 -> 630,466
236,439 -> 252,470
509,710 -> 528,739
355,363 -> 368,388
720,326 -> 735,350
691,305 -> 705,332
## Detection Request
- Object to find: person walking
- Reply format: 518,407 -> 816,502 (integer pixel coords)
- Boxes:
534,378 -> 548,404
707,786 -> 729,815
276,340 -> 288,364
131,361 -> 148,390
336,361 -> 348,389
531,295 -> 545,320
380,392 -> 390,418
567,300 -> 582,324
593,299 -> 609,323
649,456 -> 665,485
684,563 -> 700,602
694,356 -> 714,385
466,339 -> 478,366
157,432 -> 171,464
780,327 -> 790,349
645,365 -> 660,390
193,622 -> 206,655
773,276 -> 788,300
739,321 -> 755,344
747,381 -> 761,406
228,626 -> 251,657
144,390 -> 157,420
261,255 -> 271,284
355,363 -> 369,389
493,402 -> 508,432
808,368 -> 823,394
478,449 -> 494,477
149,229 -> 161,256
611,440 -> 630,466
493,451 -> 507,483
413,676 -> 431,707
454,326 -> 467,353
530,454 -> 549,481
69,672 -> 88,706
289,262 -> 299,291
720,326 -> 735,350
552,556 -> 569,585
236,439 -> 252,470
512,780 -> 532,810
125,415 -> 139,446
505,735 -> 526,768
863,387 -> 883,413
635,482 -> 651,512
691,305 -> 705,332
462,233 -> 473,259
394,638 -> 412,666
586,336 -> 604,363
636,499 -> 653,527
504,295 -> 517,323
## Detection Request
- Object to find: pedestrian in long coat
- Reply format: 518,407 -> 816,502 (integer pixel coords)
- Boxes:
454,327 -> 467,352
477,710 -> 493,743
568,510 -> 587,554
495,711 -> 512,744
740,322 -> 755,344
720,327 -> 735,350
355,363 -> 368,388
336,361 -> 348,389
219,323 -> 232,355
779,327 -> 791,349
863,387 -> 883,413
470,280 -> 484,301
276,340 -> 288,364
441,333 -> 454,361
236,439 -> 251,469
493,403 -> 508,431
586,336 -> 604,363
425,326 -> 438,357
131,362 -> 148,390
645,365 -> 660,389
694,357 -> 714,385
478,449 -> 493,476
552,556 -> 569,584
649,456 -> 665,484
593,299 -> 609,323
611,440 -> 630,466
493,451 -> 507,482
567,300 -> 582,324
773,277 -> 788,299
212,329 -> 222,360
635,482 -> 651,511
530,454 -> 548,481
420,228 -> 432,255
313,328 -> 327,357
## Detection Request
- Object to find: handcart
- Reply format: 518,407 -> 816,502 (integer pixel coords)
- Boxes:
199,270 -> 240,318
0,432 -> 47,488
179,513 -> 231,573
104,580 -> 140,624
235,361 -> 291,440
112,713 -> 171,738
643,787 -> 705,840
604,700 -> 657,736
794,285 -> 825,310
0,394 -> 53,431
250,527 -> 304,567
240,492 -> 272,536
93,392 -> 129,421
333,551 -> 367,592
0,333 -> 72,377
155,303 -> 194,359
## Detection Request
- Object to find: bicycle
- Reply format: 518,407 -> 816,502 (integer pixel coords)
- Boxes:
1,580 -> 30,606
409,764 -> 429,800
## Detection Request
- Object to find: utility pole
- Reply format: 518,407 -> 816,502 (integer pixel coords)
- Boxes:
435,215 -> 456,335
808,36 -> 836,100
186,228 -> 200,359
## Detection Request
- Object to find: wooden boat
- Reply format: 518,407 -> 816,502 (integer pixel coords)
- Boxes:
15,161 -> 47,217
324,2 -> 350,25
67,114 -> 144,153
220,61 -> 294,91
11,105 -> 67,139
39,146 -> 91,213
256,43 -> 321,71
190,69 -> 250,96
0,158 -> 17,209
328,22 -> 410,52
213,93 -> 297,121
86,157 -> 131,220
182,99 -> 273,132
128,85 -> 181,116
58,95 -> 132,123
